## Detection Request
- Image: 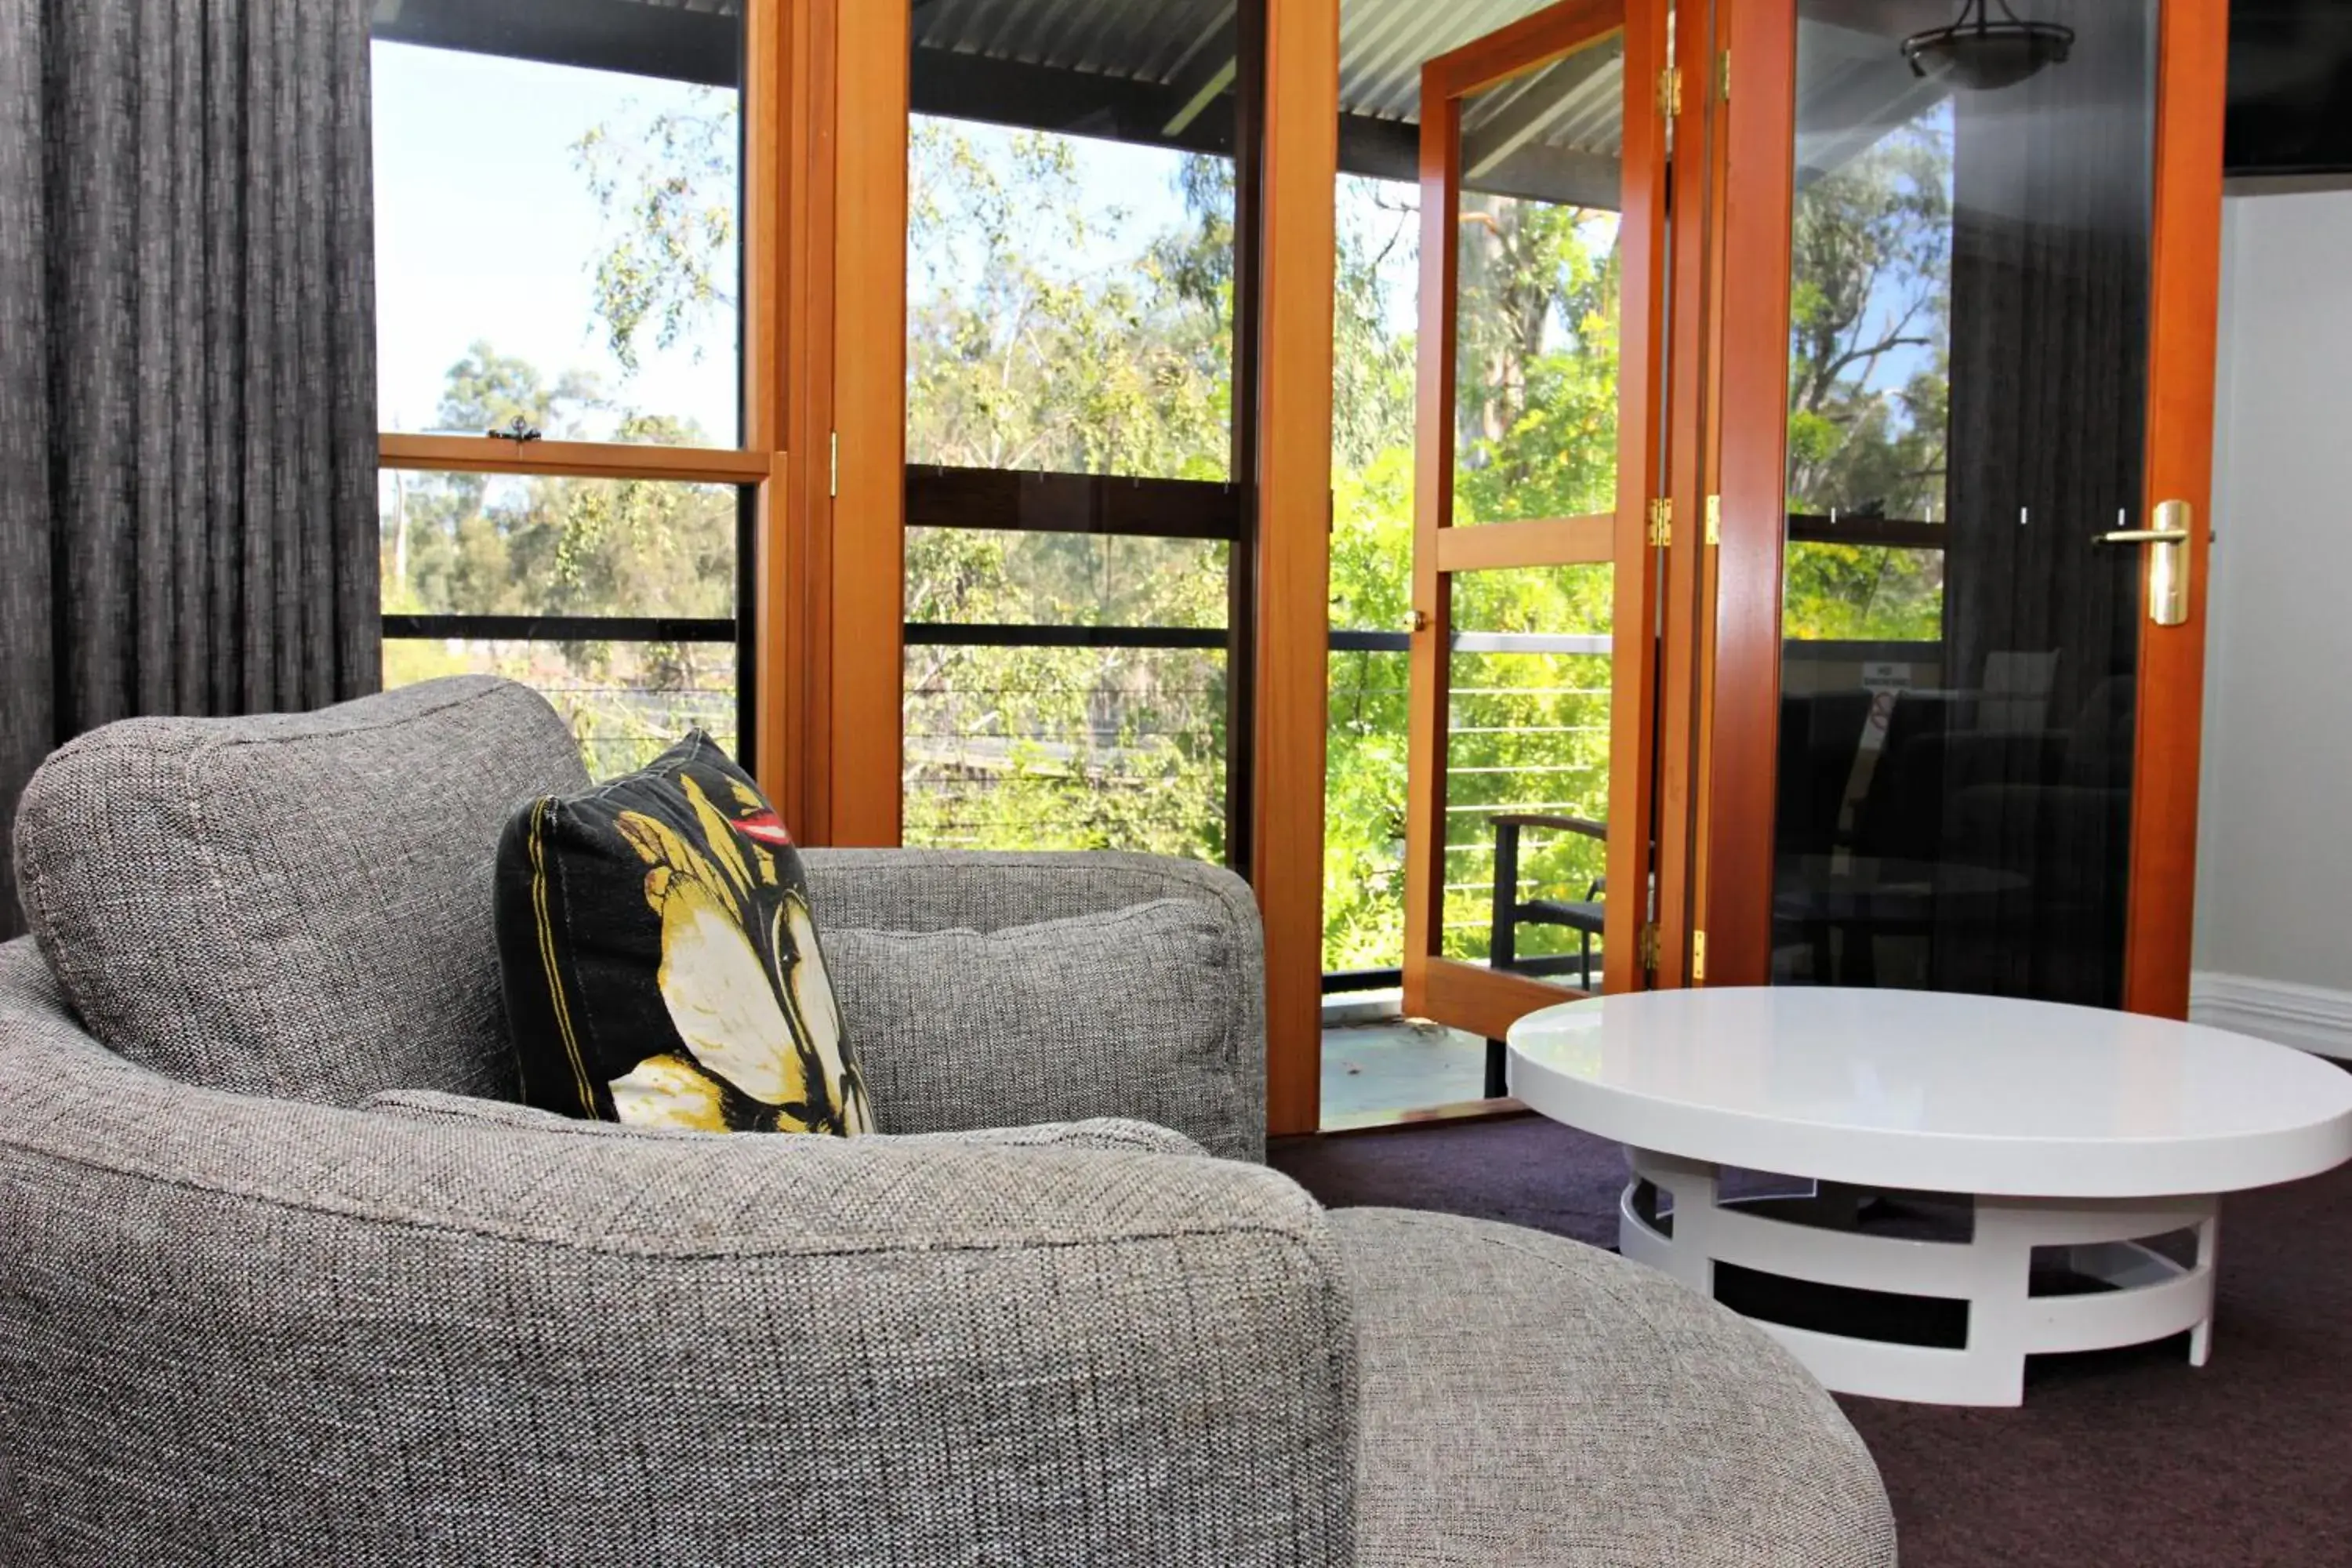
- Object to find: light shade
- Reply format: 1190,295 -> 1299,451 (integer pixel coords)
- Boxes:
1901,1 -> 2074,93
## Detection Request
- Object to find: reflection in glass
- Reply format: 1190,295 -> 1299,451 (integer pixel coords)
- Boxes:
902,647 -> 1227,862
1773,0 -> 2152,1006
371,12 -> 743,447
1440,565 -> 1613,989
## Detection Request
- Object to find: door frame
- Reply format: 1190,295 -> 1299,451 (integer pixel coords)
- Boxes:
1698,0 -> 2230,1014
1399,0 -> 1673,1044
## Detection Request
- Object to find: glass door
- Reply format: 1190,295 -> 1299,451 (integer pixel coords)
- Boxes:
1400,0 -> 1672,1049
1704,0 -> 2227,1013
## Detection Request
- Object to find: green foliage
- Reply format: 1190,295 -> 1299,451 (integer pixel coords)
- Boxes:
898,124 -> 1241,855
575,93 -> 739,373
906,123 -> 1231,479
401,97 -> 1960,973
1320,187 -> 1621,971
382,347 -> 736,776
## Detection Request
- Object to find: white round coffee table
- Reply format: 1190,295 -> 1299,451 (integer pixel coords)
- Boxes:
1507,987 -> 2352,1406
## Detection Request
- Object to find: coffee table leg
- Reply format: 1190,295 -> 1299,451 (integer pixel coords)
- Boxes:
1961,1201 -> 2039,1406
1618,1148 -> 2222,1405
2190,1210 -> 2220,1367
1617,1149 -> 1720,1298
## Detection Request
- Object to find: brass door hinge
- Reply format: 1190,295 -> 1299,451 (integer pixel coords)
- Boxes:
1647,496 -> 1673,548
1639,921 -> 1661,975
829,430 -> 839,498
1704,493 -> 1722,546
1656,65 -> 1682,118
1718,49 -> 1731,103
1691,929 -> 1707,985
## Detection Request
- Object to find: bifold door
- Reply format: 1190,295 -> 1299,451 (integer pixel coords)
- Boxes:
1399,0 -> 1673,1048
1703,0 -> 2226,1016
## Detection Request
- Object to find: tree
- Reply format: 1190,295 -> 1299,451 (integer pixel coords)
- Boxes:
383,346 -> 738,774
575,93 -> 739,372
1321,182 -> 1624,971
532,88 -> 1962,971
896,122 -> 1241,858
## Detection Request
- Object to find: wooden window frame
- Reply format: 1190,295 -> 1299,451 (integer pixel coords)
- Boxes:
824,0 -> 1339,1135
373,0 -> 818,826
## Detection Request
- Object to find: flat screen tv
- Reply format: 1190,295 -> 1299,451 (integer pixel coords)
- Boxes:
2229,0 -> 2352,178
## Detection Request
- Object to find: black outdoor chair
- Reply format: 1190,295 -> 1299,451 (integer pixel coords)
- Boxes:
1483,812 -> 1606,1098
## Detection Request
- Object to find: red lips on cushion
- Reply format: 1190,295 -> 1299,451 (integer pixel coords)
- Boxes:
731,811 -> 794,848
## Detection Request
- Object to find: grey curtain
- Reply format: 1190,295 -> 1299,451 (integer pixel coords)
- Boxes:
0,0 -> 379,938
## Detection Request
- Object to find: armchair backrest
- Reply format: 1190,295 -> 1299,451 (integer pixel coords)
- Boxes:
9,676 -> 588,1103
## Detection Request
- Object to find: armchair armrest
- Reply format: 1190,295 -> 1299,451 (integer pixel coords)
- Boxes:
801,852 -> 1267,1160
0,942 -> 1353,1567
800,848 -> 1261,935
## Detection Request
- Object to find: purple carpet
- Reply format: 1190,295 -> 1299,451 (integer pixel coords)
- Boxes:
1271,1115 -> 2352,1567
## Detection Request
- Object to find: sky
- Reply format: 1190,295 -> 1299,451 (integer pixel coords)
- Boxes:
374,41 -> 1225,450
373,42 -> 742,444
372,38 -> 1834,461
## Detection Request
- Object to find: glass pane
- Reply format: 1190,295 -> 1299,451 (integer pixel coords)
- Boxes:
1323,0 -> 1608,1126
1324,167 -> 1420,985
383,638 -> 738,781
1773,0 -> 2153,1007
906,529 -> 1227,629
372,4 -> 743,447
903,645 -> 1226,860
906,2 -> 1239,481
1325,645 -> 1411,974
1438,564 -> 1613,988
1450,34 -> 1625,526
379,473 -> 741,620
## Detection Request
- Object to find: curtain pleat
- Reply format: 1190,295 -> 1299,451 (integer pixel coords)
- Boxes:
0,0 -> 378,939
0,0 -> 56,946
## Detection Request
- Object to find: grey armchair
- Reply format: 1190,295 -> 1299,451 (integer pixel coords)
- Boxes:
0,677 -> 1895,1566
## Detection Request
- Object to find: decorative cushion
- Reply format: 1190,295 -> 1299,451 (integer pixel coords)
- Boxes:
9,677 -> 588,1104
496,732 -> 872,1135
821,899 -> 1251,1152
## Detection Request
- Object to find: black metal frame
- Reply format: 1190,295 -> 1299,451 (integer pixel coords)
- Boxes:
380,488 -> 760,766
1785,512 -> 1947,550
903,622 -> 1228,651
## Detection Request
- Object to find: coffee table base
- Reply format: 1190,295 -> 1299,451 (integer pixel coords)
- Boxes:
1618,1148 -> 2219,1407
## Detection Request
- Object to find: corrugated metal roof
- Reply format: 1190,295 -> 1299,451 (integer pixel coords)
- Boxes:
911,0 -> 1628,155
1339,0 -> 1594,124
912,0 -> 1239,89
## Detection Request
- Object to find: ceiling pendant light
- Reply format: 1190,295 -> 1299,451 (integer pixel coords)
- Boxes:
1901,0 -> 2074,92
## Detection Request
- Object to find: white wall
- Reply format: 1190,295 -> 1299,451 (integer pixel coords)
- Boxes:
2191,189 -> 2352,1054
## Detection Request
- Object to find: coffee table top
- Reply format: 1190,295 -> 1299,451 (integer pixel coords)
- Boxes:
1507,987 -> 2352,1197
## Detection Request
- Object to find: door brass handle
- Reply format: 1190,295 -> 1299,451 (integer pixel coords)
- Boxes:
2091,499 -> 2193,627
